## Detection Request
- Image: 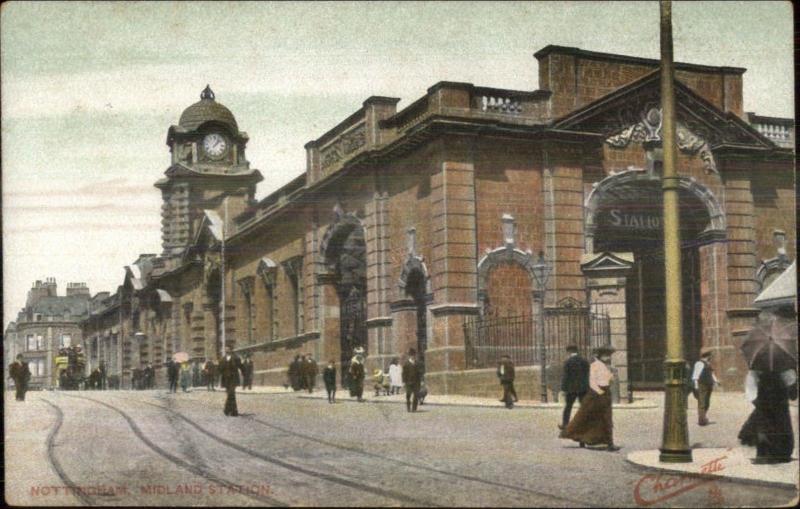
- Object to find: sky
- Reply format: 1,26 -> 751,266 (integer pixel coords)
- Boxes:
1,1 -> 794,328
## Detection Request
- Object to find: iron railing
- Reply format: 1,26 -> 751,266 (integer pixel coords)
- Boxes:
464,301 -> 610,369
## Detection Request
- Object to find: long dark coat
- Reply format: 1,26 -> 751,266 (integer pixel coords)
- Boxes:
10,361 -> 31,385
561,388 -> 613,445
218,355 -> 243,389
402,360 -> 422,390
561,354 -> 590,394
738,371 -> 797,462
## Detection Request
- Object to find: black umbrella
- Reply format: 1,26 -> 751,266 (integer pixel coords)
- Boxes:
740,314 -> 797,372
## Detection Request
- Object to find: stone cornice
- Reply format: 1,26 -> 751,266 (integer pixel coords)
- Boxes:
428,303 -> 481,316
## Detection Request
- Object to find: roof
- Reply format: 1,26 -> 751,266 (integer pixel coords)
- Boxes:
31,296 -> 90,319
204,210 -> 224,241
754,261 -> 796,309
178,85 -> 238,133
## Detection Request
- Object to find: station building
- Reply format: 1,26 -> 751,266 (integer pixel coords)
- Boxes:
78,46 -> 795,398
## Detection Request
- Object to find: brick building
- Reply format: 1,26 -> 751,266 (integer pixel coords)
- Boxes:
4,279 -> 91,389
78,46 -> 794,398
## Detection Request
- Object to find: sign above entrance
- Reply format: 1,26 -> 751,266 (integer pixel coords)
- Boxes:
603,209 -> 662,230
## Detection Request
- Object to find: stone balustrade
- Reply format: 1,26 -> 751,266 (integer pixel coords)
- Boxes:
479,94 -> 523,114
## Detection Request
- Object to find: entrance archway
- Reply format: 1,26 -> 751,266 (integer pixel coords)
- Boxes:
205,266 -> 223,359
586,170 -> 725,389
322,213 -> 367,388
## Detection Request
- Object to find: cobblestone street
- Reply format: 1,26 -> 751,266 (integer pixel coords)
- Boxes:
5,389 -> 798,507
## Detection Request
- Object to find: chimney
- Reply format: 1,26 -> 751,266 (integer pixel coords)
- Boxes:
67,282 -> 91,299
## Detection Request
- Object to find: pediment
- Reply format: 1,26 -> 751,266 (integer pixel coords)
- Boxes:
580,251 -> 635,273
554,72 -> 775,155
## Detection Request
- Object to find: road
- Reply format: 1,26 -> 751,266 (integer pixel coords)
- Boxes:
4,389 -> 798,507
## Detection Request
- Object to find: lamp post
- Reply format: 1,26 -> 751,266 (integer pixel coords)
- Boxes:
658,0 -> 692,463
532,251 -> 552,403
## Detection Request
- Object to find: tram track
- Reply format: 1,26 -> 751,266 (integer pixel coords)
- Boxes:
129,392 -> 596,507
58,393 -> 288,507
41,398 -> 96,506
65,393 -> 439,507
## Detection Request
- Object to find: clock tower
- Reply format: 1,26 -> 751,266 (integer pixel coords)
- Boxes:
156,85 -> 263,257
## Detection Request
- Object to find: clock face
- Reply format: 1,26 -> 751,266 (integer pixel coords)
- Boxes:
203,133 -> 228,159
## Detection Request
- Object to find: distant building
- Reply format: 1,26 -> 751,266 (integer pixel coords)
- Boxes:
5,279 -> 91,389
73,46 -> 794,397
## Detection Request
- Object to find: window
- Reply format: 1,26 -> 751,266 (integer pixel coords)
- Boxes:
26,334 -> 35,351
282,257 -> 304,336
238,278 -> 254,345
61,334 -> 72,348
257,259 -> 278,341
38,335 -> 44,350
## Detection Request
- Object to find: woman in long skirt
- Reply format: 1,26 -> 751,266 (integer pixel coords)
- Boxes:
561,346 -> 619,452
738,369 -> 797,464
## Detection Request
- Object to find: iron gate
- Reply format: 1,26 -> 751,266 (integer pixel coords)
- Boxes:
464,299 -> 610,369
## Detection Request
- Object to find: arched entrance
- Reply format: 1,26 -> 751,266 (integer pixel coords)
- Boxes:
205,266 -> 223,359
586,170 -> 725,389
322,213 -> 367,388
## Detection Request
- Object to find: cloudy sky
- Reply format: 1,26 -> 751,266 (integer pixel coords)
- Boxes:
1,1 -> 793,327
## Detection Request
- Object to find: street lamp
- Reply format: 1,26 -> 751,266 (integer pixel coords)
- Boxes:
532,251 -> 552,403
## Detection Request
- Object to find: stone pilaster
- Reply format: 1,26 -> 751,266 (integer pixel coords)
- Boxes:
428,160 -> 478,378
581,252 -> 634,401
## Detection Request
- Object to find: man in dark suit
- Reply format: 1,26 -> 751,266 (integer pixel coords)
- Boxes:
9,354 -> 32,401
166,359 -> 179,393
497,355 -> 517,409
305,355 -> 318,393
559,344 -> 590,430
204,359 -> 216,391
218,345 -> 244,416
402,348 -> 423,412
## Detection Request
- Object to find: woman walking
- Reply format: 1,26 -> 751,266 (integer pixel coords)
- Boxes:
179,361 -> 192,392
560,346 -> 620,452
738,368 -> 797,463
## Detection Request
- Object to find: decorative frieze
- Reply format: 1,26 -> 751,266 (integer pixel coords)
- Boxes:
320,123 -> 367,170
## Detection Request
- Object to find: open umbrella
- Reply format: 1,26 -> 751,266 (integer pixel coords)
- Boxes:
173,351 -> 190,363
740,314 -> 797,372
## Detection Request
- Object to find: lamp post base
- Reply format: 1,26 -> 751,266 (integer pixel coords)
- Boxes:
659,448 -> 693,463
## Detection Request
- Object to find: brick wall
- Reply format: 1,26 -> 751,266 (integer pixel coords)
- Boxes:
484,263 -> 533,317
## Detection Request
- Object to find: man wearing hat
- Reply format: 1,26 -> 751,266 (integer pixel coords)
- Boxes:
402,348 -> 423,412
9,354 -> 31,401
559,345 -> 590,430
349,347 -> 366,402
560,346 -> 620,451
692,347 -> 719,426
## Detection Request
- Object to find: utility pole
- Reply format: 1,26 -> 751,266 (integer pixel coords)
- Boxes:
658,0 -> 692,463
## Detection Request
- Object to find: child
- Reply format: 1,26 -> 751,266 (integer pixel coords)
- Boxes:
373,369 -> 385,397
418,379 -> 428,405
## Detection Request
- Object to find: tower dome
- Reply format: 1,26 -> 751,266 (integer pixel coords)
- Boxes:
178,85 -> 239,133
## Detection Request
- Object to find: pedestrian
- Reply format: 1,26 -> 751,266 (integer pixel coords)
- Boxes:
497,355 -> 517,409
738,368 -> 797,464
99,360 -> 107,390
349,348 -> 366,402
402,348 -> 423,412
204,358 -> 216,391
289,355 -> 302,391
305,355 -> 318,393
192,360 -> 201,387
242,354 -> 254,390
167,359 -> 179,393
559,344 -> 590,430
218,345 -> 243,417
323,360 -> 337,403
388,357 -> 403,395
692,348 -> 718,426
9,354 -> 31,401
560,346 -> 620,451
146,362 -> 155,389
179,361 -> 191,392
373,369 -> 385,397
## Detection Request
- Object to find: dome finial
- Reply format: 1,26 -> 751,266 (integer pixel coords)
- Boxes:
201,85 -> 215,101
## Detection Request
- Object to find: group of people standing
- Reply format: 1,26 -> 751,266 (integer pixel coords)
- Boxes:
287,354 -> 319,393
312,347 -> 425,411
165,354 -> 255,394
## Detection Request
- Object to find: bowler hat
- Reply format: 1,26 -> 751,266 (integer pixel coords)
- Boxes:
408,348 -> 416,356
700,347 -> 713,358
566,345 -> 579,353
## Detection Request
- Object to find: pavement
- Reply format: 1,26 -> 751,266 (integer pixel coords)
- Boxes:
239,384 -> 660,409
626,447 -> 799,489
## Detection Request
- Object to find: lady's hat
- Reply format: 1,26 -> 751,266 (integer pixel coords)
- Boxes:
700,347 -> 714,358
593,345 -> 616,356
353,346 -> 365,355
373,369 -> 383,376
